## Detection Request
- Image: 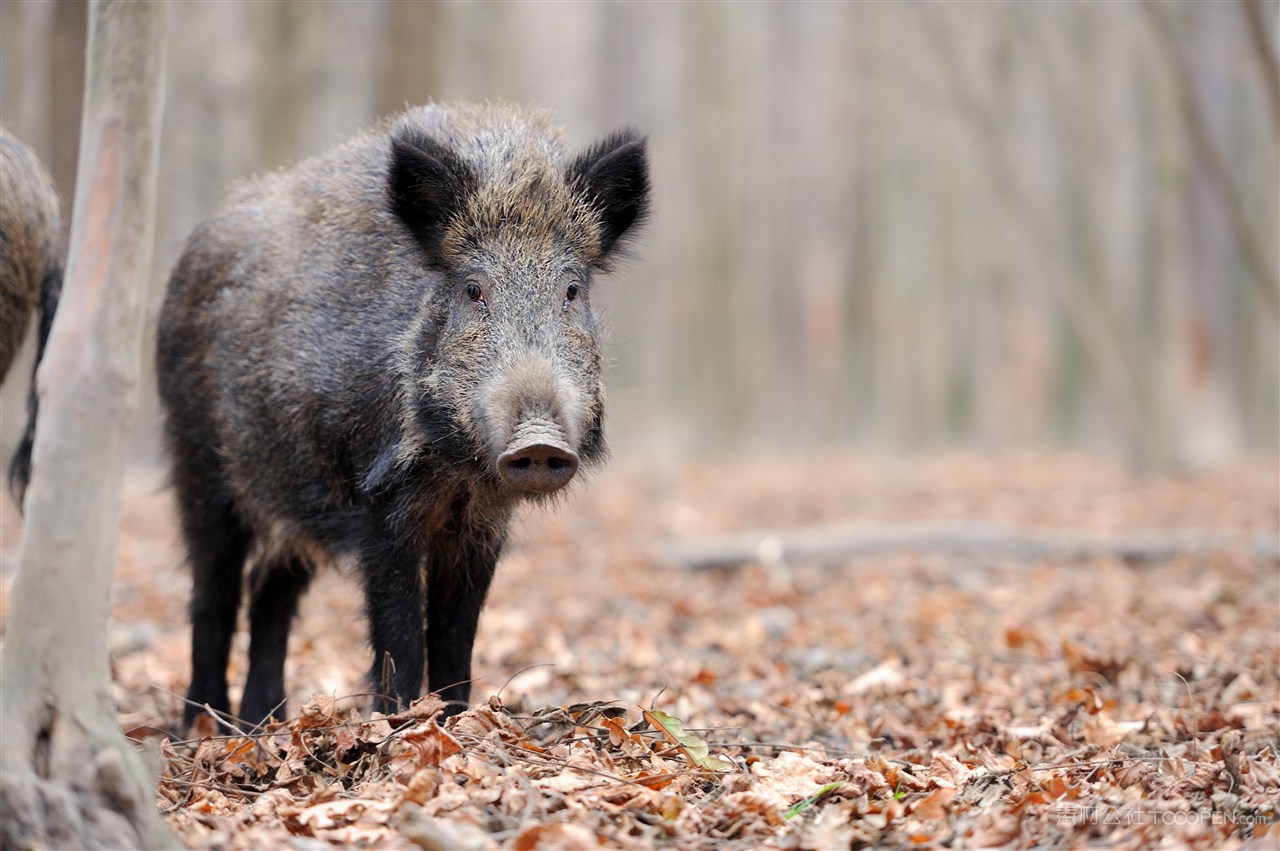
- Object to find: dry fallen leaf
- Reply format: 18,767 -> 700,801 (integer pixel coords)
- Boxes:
912,786 -> 958,821
926,752 -> 973,790
511,821 -> 599,850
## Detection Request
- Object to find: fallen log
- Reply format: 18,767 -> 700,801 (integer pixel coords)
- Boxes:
661,522 -> 1280,571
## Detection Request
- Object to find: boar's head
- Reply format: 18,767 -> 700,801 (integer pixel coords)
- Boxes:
387,113 -> 648,497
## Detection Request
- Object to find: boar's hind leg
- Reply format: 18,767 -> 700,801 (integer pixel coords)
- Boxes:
239,556 -> 314,727
177,480 -> 252,729
426,529 -> 504,717
362,532 -> 427,716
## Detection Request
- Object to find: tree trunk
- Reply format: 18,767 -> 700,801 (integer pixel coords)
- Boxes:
0,2 -> 172,848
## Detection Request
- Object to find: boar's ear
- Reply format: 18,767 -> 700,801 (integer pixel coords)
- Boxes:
568,129 -> 650,260
388,130 -> 477,263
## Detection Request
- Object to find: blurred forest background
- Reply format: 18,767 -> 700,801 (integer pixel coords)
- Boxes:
1,0 -> 1276,472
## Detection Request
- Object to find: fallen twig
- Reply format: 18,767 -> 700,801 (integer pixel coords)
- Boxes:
661,523 -> 1280,571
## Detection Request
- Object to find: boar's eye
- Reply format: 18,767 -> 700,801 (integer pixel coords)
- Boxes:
560,281 -> 581,312
465,282 -> 485,307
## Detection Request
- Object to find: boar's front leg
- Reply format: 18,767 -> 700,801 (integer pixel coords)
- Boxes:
425,524 -> 505,716
176,446 -> 253,729
240,556 -> 314,727
362,526 -> 427,715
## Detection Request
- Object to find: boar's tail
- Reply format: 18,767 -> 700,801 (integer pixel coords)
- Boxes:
8,261 -> 64,510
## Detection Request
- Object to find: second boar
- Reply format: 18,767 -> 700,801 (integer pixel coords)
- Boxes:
0,128 -> 64,507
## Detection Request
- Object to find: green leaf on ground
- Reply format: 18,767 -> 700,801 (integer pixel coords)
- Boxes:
643,709 -> 734,772
785,782 -> 844,819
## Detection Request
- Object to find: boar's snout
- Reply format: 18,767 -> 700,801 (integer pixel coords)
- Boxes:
498,422 -> 579,493
484,353 -> 587,495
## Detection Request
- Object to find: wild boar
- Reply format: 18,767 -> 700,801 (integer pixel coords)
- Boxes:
0,128 -> 64,506
157,104 -> 648,727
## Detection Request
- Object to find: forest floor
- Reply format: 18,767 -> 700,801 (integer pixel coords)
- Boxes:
1,451 -> 1277,849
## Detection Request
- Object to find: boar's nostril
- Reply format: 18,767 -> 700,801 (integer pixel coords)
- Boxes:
498,443 -> 579,494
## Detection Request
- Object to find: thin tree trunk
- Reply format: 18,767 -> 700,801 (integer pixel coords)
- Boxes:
1240,0 -> 1280,137
1144,0 -> 1280,319
0,2 -> 173,848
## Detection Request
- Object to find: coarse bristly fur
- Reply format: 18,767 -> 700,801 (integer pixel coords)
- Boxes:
157,103 -> 649,729
0,128 -> 64,509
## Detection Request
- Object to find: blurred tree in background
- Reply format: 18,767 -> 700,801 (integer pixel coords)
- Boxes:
1,0 -> 1275,471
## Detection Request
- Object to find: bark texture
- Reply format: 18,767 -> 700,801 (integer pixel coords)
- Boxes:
0,2 -> 172,848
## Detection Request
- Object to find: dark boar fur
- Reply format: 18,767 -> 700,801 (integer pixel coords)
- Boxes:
157,103 -> 648,728
0,128 -> 64,507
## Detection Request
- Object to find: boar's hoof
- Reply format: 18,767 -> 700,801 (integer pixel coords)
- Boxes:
498,441 -> 579,494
